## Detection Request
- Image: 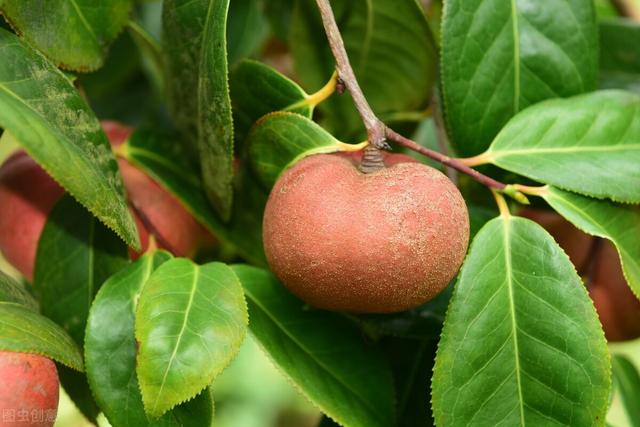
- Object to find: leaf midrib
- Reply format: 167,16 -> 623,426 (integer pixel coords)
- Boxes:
491,144 -> 640,158
245,290 -> 386,426
510,0 -> 520,113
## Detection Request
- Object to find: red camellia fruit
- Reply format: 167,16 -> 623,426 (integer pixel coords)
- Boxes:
0,121 -> 213,280
0,351 -> 59,427
263,151 -> 470,313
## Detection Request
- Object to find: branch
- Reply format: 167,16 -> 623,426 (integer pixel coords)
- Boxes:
315,0 -> 529,201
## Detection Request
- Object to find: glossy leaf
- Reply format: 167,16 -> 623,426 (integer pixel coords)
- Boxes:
0,301 -> 83,370
163,0 -> 234,220
230,60 -> 311,143
0,29 -> 140,248
135,259 -> 247,418
612,354 -> 640,427
542,187 -> 640,299
124,129 -> 267,266
0,270 -> 37,310
34,194 -> 129,346
0,0 -> 133,71
247,112 -> 364,189
485,90 -> 640,203
599,18 -> 640,92
291,0 -> 437,139
432,216 -> 610,426
441,0 -> 598,156
86,251 -> 215,427
232,264 -> 395,427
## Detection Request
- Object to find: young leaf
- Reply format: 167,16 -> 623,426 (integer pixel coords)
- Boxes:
0,301 -> 83,371
135,259 -> 247,418
0,270 -> 38,310
542,187 -> 640,299
599,18 -> 640,91
163,0 -> 234,221
432,216 -> 610,426
612,354 -> 640,426
34,194 -> 129,346
232,264 -> 396,427
441,0 -> 598,156
0,29 -> 140,248
0,0 -> 133,71
124,129 -> 267,266
484,90 -> 640,203
85,251 -> 215,427
247,112 -> 364,189
291,0 -> 437,139
230,60 -> 312,143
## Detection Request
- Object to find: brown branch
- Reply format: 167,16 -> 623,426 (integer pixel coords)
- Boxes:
315,0 -> 525,198
610,0 -> 640,20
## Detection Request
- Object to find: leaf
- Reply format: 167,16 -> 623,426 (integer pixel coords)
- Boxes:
0,29 -> 140,248
163,0 -> 234,220
124,128 -> 267,266
484,90 -> 640,203
0,301 -> 83,370
85,251 -> 215,427
441,0 -> 598,156
291,0 -> 437,139
135,258 -> 247,418
432,216 -> 610,426
34,194 -> 129,346
247,112 -> 364,189
612,354 -> 640,427
542,187 -> 640,300
0,0 -> 133,71
0,269 -> 38,310
599,18 -> 640,92
232,264 -> 395,427
57,367 -> 100,423
230,59 -> 311,144
227,0 -> 268,65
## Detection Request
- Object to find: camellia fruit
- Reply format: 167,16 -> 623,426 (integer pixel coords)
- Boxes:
0,351 -> 59,427
0,121 -> 213,280
263,149 -> 470,313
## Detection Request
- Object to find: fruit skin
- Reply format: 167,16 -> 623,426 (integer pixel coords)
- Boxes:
263,152 -> 470,313
520,208 -> 640,341
0,351 -> 59,427
0,121 -> 214,280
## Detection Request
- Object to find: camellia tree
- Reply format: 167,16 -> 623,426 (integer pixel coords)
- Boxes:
0,0 -> 639,426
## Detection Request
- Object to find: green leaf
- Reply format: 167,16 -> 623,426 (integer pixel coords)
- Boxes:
135,258 -> 247,418
86,251 -> 216,427
34,194 -> 129,346
432,216 -> 610,425
57,367 -> 100,423
227,0 -> 268,65
291,0 -> 437,139
247,112 -> 364,189
0,0 -> 133,71
599,18 -> 640,92
441,0 -> 598,156
163,0 -> 234,220
542,187 -> 640,300
0,29 -> 140,248
484,90 -> 640,203
230,60 -> 311,144
0,270 -> 38,310
612,354 -> 640,427
232,264 -> 395,427
124,129 -> 267,266
0,301 -> 83,370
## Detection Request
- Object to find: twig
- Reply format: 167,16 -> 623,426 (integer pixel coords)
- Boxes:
314,0 -> 525,201
610,0 -> 640,20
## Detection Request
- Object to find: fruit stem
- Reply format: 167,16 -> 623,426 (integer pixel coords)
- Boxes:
358,145 -> 385,174
314,0 -> 526,202
610,0 -> 640,20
